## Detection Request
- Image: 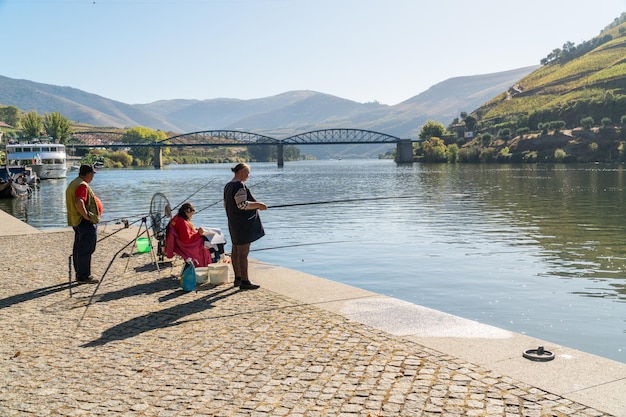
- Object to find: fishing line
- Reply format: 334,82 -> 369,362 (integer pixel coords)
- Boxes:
98,212 -> 147,225
250,240 -> 351,252
172,178 -> 218,211
195,172 -> 284,215
97,216 -> 145,243
268,194 -> 416,209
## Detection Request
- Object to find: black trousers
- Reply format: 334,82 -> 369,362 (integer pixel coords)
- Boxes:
72,219 -> 97,280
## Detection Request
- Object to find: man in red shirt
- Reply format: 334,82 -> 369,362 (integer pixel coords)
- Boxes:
65,164 -> 102,284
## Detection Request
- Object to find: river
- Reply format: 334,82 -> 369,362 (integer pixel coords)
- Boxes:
1,160 -> 624,363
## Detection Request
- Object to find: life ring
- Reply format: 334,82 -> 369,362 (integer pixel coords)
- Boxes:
523,346 -> 555,362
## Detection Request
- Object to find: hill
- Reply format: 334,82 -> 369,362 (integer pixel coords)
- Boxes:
471,13 -> 626,134
0,67 -> 537,142
443,13 -> 626,163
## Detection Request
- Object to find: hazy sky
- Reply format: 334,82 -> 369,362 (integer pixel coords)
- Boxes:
1,0 -> 625,105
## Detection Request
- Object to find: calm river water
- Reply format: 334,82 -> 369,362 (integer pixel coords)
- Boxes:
1,160 -> 625,363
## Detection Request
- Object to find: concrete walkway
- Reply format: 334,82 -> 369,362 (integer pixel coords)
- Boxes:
0,210 -> 624,416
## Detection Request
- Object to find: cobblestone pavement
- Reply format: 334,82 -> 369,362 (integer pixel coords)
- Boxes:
0,231 -> 615,416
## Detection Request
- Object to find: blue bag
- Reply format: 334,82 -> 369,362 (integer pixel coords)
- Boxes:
180,260 -> 197,292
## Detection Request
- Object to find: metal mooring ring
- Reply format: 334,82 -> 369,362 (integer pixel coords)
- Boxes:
523,346 -> 555,362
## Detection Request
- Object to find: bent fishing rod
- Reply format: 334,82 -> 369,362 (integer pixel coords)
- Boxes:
172,178 -> 218,211
195,172 -> 284,215
267,194 -> 416,209
250,240 -> 351,252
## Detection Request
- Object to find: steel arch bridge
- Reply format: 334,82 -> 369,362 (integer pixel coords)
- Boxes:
71,128 -> 402,146
68,128 -> 413,166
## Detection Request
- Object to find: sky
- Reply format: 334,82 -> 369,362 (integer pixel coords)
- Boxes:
1,0 -> 625,106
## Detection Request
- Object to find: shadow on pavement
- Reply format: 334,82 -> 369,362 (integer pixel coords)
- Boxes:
0,282 -> 71,310
81,286 -> 237,347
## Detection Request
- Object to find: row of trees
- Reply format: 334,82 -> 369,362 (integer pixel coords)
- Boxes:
0,105 -> 72,143
416,114 -> 626,163
540,13 -> 626,65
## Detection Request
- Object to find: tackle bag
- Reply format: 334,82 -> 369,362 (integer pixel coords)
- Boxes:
180,260 -> 197,292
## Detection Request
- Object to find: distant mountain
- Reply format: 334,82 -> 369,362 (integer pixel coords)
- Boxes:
0,66 -> 538,142
0,75 -> 181,131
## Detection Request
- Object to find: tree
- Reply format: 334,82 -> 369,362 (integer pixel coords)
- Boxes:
419,120 -> 446,141
463,116 -> 477,132
554,148 -> 567,161
498,146 -> 511,161
420,137 -> 447,162
480,133 -> 493,147
248,144 -> 274,161
108,150 -> 133,167
562,41 -> 576,54
283,145 -> 302,161
20,111 -> 44,138
580,116 -> 595,130
549,120 -> 566,133
44,112 -> 72,143
0,105 -> 20,127
497,128 -> 511,140
446,143 -> 459,163
122,127 -> 167,165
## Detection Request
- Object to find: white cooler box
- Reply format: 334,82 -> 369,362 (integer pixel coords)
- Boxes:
208,263 -> 230,285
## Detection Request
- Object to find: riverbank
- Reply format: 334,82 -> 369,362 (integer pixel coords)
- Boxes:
0,210 -> 624,416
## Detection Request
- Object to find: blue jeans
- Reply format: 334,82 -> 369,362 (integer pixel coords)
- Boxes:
72,219 -> 97,280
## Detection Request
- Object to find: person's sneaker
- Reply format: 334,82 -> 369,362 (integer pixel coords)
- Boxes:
77,276 -> 99,284
239,280 -> 260,290
233,277 -> 242,287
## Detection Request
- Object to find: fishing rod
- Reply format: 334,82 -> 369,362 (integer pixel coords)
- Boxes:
248,172 -> 284,189
172,178 -> 217,211
98,212 -> 147,226
195,172 -> 284,215
268,194 -> 416,209
97,216 -> 145,243
76,236 -> 137,328
250,240 -> 351,252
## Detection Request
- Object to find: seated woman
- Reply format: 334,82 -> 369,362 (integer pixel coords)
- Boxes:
167,202 -> 212,267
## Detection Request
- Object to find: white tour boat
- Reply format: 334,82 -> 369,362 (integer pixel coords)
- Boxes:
6,140 -> 67,179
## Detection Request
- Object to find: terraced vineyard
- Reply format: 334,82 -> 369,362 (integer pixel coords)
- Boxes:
474,13 -> 626,128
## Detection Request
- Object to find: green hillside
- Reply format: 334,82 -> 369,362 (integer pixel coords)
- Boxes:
436,13 -> 625,163
474,13 -> 626,130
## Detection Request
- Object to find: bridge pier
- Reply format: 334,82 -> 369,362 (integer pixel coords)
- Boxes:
277,143 -> 284,168
395,139 -> 414,163
153,146 -> 163,169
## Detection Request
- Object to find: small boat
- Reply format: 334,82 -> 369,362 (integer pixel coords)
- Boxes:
0,178 -> 31,199
10,180 -> 31,198
0,165 -> 39,186
5,139 -> 67,179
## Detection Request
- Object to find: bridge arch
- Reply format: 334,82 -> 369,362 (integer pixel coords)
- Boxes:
283,128 -> 401,144
160,130 -> 280,145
